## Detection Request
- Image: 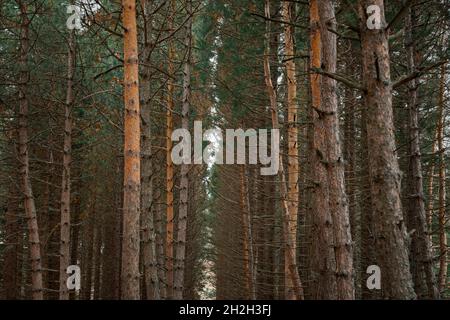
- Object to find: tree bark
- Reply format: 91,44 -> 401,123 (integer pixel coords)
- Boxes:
239,165 -> 256,299
59,22 -> 75,300
17,2 -> 44,300
263,0 -> 304,300
165,0 -> 176,300
140,0 -> 160,300
174,0 -> 193,300
404,6 -> 438,299
309,0 -> 354,299
437,62 -> 448,293
359,0 -> 415,299
282,0 -> 300,300
121,0 -> 141,300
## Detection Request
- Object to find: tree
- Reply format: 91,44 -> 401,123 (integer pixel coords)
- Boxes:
174,0 -> 193,300
141,0 -> 160,301
263,0 -> 304,300
359,0 -> 415,299
121,0 -> 141,300
282,0 -> 300,300
437,62 -> 448,293
17,1 -> 44,300
309,0 -> 354,299
165,0 -> 176,300
59,9 -> 76,300
403,4 -> 438,299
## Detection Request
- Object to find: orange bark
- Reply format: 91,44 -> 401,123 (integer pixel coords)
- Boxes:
282,0 -> 299,300
165,0 -> 175,299
263,0 -> 304,300
121,0 -> 141,300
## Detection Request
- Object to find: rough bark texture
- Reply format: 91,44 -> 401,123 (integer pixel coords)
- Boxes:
59,25 -> 75,300
18,2 -> 44,300
165,0 -> 176,300
437,63 -> 448,292
282,0 -> 299,300
140,0 -> 160,300
360,102 -> 379,299
309,0 -> 354,299
263,0 -> 304,300
121,0 -> 141,300
359,0 -> 415,299
174,0 -> 193,300
404,6 -> 438,299
239,165 -> 256,299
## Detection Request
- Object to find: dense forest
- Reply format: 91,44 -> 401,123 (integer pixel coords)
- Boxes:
0,0 -> 449,300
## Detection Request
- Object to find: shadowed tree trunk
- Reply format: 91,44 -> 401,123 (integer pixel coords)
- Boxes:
437,62 -> 448,293
174,0 -> 193,300
359,0 -> 415,299
59,18 -> 75,300
140,0 -> 160,300
17,2 -> 43,300
404,5 -> 438,299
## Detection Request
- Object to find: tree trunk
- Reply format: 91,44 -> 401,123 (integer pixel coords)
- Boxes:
309,0 -> 354,299
359,0 -> 415,299
404,6 -> 438,299
282,0 -> 299,300
140,0 -> 160,300
174,0 -> 193,300
17,2 -> 44,300
165,0 -> 176,300
59,23 -> 75,300
426,129 -> 438,232
239,165 -> 256,299
437,62 -> 448,293
121,0 -> 141,300
263,0 -> 304,300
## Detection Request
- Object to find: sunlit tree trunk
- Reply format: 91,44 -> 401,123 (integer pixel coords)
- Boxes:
165,0 -> 176,300
282,0 -> 299,300
121,0 -> 141,300
263,0 -> 304,300
309,0 -> 354,299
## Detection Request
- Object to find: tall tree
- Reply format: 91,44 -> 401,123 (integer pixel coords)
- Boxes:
59,12 -> 76,300
174,0 -> 193,300
17,1 -> 44,300
263,0 -> 304,300
359,0 -> 415,299
165,0 -> 176,300
403,4 -> 438,299
437,62 -> 448,293
309,0 -> 354,299
121,0 -> 141,300
282,0 -> 300,300
141,0 -> 160,301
